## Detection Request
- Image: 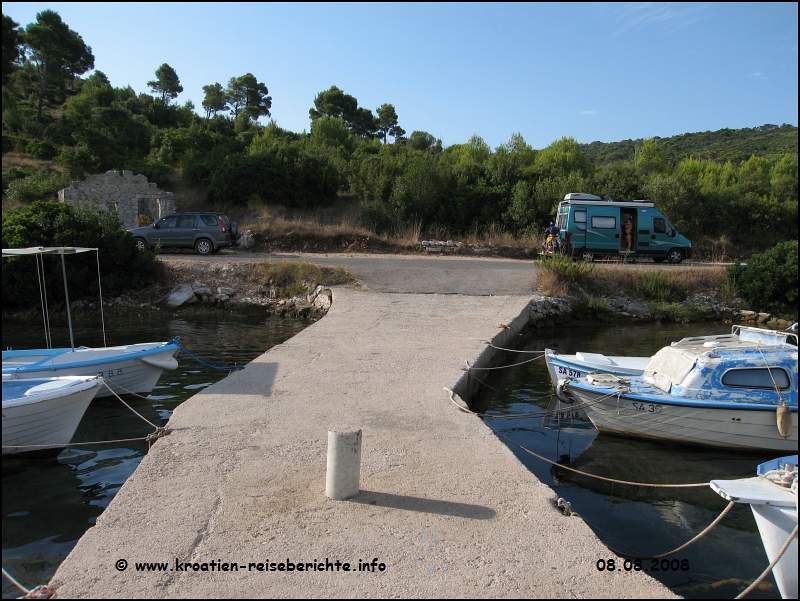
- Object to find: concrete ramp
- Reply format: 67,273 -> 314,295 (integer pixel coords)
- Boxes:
51,289 -> 675,598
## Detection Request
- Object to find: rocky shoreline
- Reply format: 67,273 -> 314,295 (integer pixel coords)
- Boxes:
4,258 -> 795,330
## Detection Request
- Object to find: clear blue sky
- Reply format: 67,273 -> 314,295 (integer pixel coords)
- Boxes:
5,2 -> 798,149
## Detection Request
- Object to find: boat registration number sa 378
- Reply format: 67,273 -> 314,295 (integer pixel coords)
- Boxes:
623,401 -> 663,414
557,366 -> 582,378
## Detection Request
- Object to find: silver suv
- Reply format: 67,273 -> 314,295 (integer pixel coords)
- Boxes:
131,212 -> 238,255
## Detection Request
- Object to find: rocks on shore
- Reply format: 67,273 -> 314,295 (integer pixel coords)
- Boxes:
162,280 -> 333,319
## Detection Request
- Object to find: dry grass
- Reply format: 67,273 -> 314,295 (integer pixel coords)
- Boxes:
1,153 -> 64,172
593,265 -> 728,298
243,260 -> 357,297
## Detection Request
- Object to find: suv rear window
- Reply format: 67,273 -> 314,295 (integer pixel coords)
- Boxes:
201,215 -> 218,226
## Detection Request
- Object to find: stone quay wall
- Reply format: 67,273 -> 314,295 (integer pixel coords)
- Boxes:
58,170 -> 175,230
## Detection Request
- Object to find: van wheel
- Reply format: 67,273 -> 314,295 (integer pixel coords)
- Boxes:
667,249 -> 684,264
582,252 -> 594,263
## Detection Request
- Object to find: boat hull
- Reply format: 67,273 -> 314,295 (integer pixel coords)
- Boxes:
2,376 -> 103,455
3,342 -> 179,398
568,384 -> 798,451
751,504 -> 798,599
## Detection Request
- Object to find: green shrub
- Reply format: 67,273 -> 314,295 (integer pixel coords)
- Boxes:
2,201 -> 162,310
25,139 -> 58,160
648,302 -> 703,323
727,241 -> 798,313
2,167 -> 34,191
640,271 -> 687,303
5,170 -> 71,204
538,255 -> 595,292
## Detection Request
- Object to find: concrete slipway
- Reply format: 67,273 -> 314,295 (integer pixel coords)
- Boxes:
52,256 -> 676,598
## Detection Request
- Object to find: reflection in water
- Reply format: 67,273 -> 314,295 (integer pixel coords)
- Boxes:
2,312 -> 308,598
477,322 -> 782,600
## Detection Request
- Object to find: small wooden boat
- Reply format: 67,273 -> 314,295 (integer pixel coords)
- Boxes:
2,375 -> 104,455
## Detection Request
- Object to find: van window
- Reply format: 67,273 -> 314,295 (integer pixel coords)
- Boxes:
591,216 -> 616,229
574,210 -> 586,231
654,217 -> 675,236
721,368 -> 790,389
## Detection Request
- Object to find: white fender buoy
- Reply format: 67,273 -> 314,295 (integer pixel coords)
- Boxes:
776,402 -> 792,438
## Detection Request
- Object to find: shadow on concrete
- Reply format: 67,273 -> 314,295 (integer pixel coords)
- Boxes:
350,490 -> 496,520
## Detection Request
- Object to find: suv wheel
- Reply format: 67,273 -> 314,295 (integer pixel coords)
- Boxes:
667,248 -> 684,264
135,237 -> 148,251
195,239 -> 213,255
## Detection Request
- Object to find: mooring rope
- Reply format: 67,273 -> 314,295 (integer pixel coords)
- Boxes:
446,388 -> 709,489
465,356 -> 542,371
734,524 -> 798,599
174,339 -> 243,372
1,567 -> 55,599
480,341 -> 548,355
447,385 -> 619,420
1,380 -> 171,454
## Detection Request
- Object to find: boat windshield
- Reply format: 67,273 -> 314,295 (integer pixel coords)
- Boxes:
643,347 -> 696,392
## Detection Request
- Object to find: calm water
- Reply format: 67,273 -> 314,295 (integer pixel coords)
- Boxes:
2,311 -> 309,598
473,322 -> 786,599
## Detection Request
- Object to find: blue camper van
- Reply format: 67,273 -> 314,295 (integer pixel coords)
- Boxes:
556,193 -> 692,263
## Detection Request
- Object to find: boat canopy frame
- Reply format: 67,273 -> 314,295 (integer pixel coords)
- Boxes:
2,247 -> 107,350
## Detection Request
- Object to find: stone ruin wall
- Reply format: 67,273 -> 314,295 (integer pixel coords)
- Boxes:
58,170 -> 175,230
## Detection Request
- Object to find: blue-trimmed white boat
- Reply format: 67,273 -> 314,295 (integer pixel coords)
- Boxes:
2,247 -> 179,398
2,375 -> 104,455
562,331 -> 798,451
711,456 -> 797,599
3,342 -> 179,398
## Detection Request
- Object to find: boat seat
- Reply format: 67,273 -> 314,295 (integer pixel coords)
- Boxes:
576,352 -> 614,365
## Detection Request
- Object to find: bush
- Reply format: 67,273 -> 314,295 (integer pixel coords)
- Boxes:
727,241 -> 798,313
537,255 -> 594,295
640,271 -> 687,303
2,201 -> 162,310
25,139 -> 58,160
5,170 -> 71,204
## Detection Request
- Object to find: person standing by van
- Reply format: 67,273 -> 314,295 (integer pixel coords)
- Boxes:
623,219 -> 633,252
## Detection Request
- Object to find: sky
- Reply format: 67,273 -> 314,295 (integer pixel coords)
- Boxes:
4,2 -> 798,150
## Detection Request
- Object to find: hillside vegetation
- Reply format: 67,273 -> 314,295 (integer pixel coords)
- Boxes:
580,124 -> 798,166
2,10 -> 797,255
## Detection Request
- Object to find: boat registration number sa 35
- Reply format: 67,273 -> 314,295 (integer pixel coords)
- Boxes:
557,366 -> 582,378
623,401 -> 663,414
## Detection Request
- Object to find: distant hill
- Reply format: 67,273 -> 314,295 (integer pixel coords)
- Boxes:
579,123 -> 798,165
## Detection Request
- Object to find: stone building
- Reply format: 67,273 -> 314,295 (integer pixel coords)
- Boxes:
58,170 -> 175,230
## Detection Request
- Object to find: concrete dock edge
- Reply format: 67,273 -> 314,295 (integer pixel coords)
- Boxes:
50,288 -> 677,598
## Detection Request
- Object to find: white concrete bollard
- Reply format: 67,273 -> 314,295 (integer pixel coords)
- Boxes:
326,429 -> 362,500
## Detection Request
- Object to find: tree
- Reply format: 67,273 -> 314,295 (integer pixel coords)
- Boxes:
349,107 -> 378,138
407,131 -> 441,152
309,86 -> 357,122
24,10 -> 95,123
225,73 -> 271,121
148,63 -> 183,103
201,82 -> 228,119
376,103 -> 402,143
2,14 -> 24,86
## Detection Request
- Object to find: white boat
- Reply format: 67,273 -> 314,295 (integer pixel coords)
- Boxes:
562,332 -> 798,451
711,456 -> 797,599
2,247 -> 179,398
545,326 -> 798,418
2,375 -> 104,455
3,341 -> 180,398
